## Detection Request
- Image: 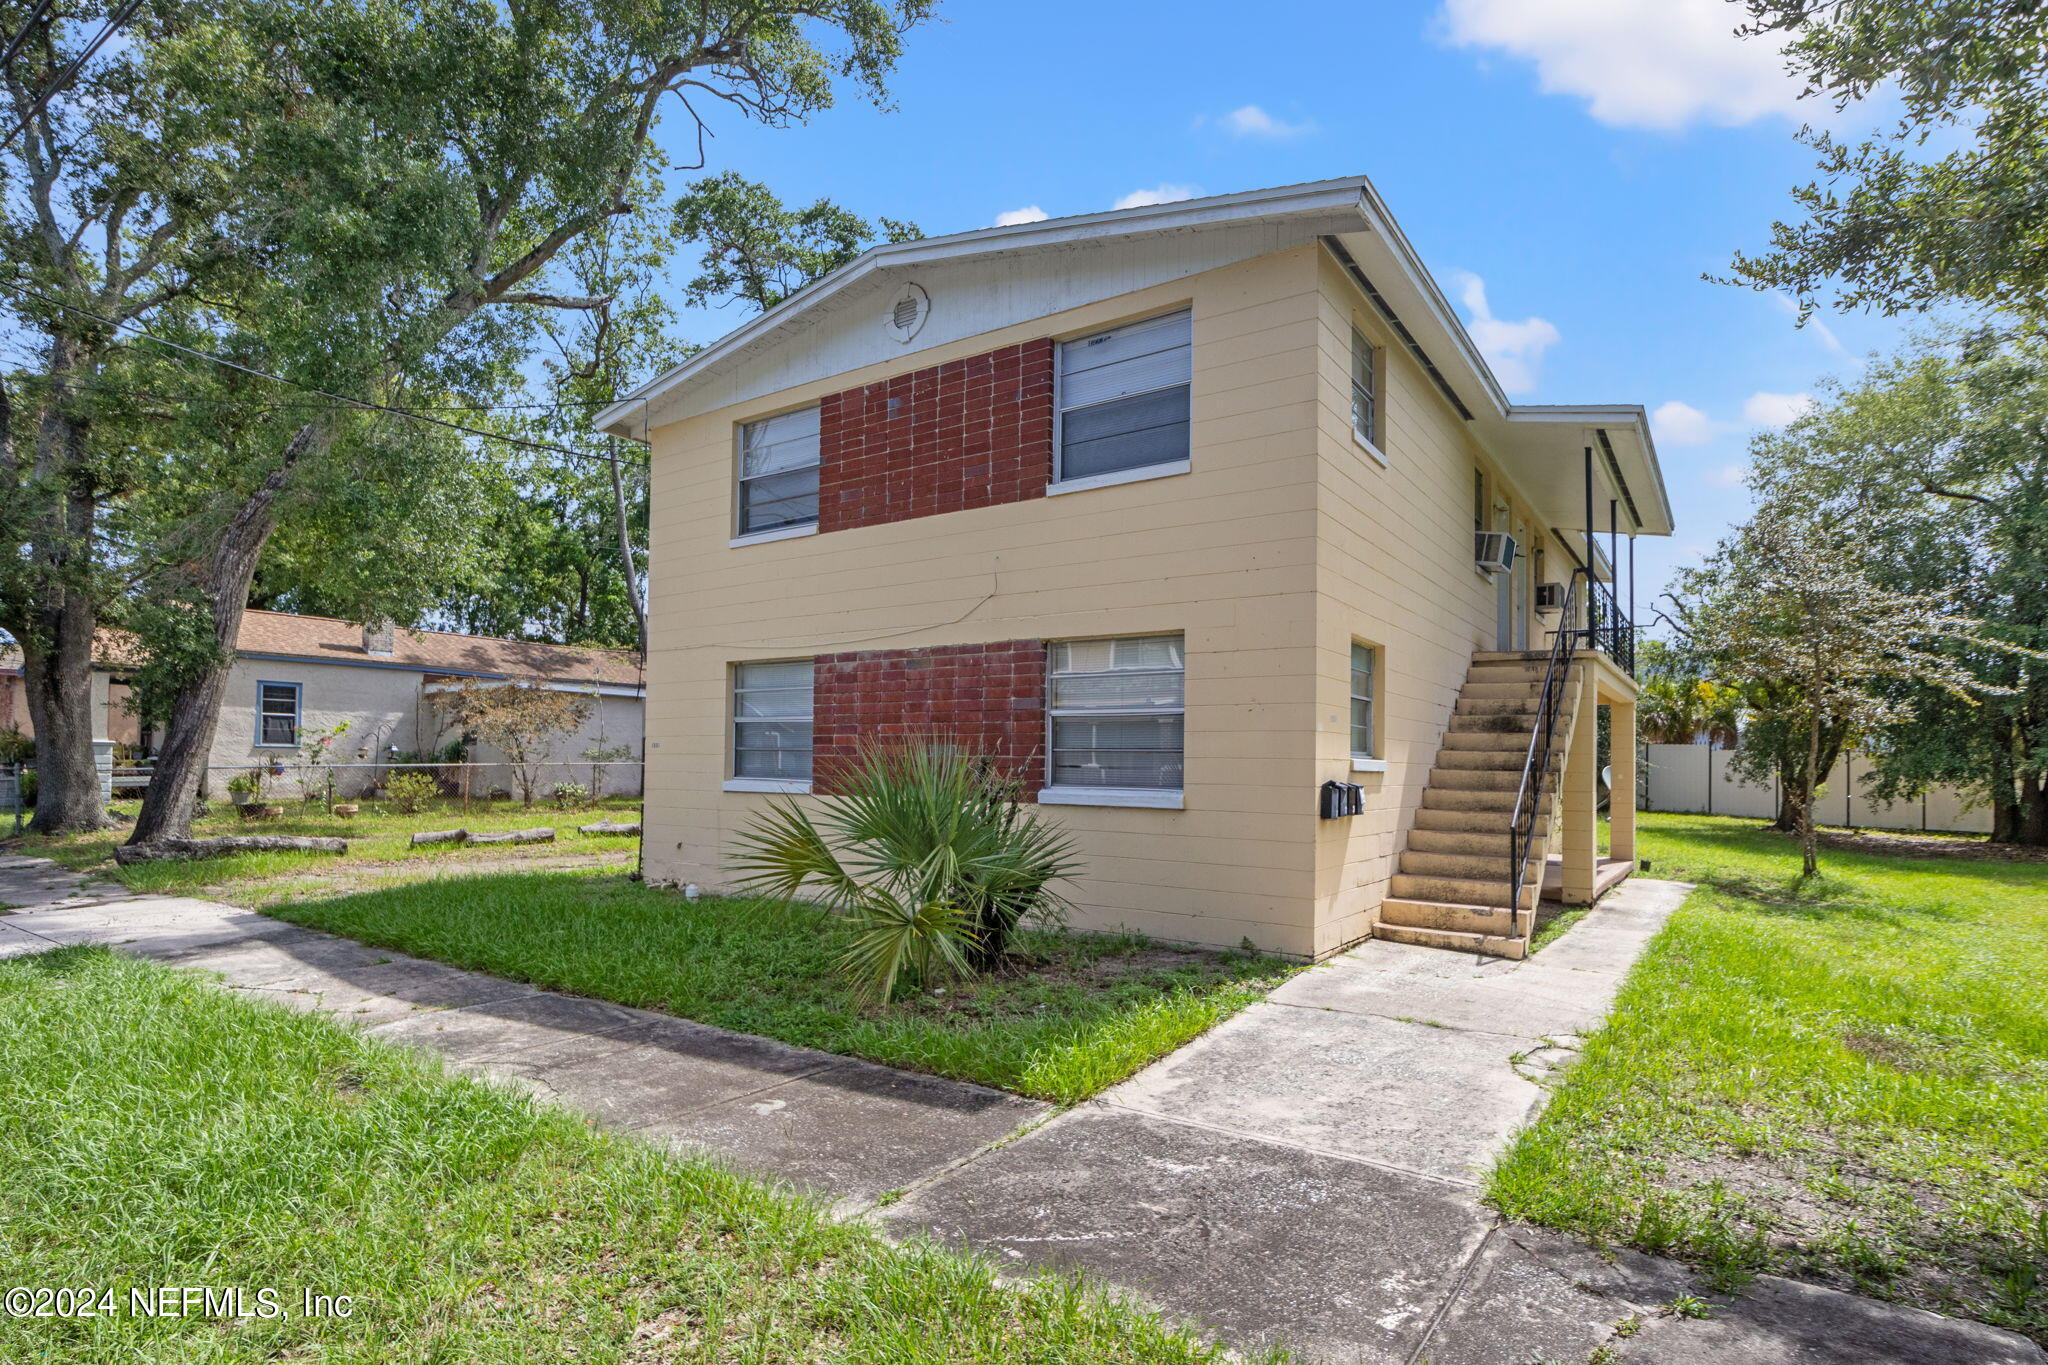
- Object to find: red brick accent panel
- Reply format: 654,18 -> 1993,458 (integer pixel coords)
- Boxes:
817,339 -> 1054,532
812,640 -> 1047,795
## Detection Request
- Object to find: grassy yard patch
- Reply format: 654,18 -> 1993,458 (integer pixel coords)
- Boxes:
4,796 -> 641,903
1490,811 -> 2048,1342
264,871 -> 1294,1103
0,945 -> 1257,1363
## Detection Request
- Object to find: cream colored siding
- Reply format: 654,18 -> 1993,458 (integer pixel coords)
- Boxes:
641,239 -> 1634,959
644,247 -> 1329,955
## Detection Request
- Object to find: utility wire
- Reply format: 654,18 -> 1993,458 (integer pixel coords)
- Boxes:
0,276 -> 649,468
0,0 -> 145,153
0,0 -> 59,87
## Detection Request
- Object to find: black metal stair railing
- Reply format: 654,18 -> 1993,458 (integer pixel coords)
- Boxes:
1507,572 -> 1582,929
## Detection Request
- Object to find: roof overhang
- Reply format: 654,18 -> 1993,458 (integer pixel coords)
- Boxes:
599,175 -> 1673,538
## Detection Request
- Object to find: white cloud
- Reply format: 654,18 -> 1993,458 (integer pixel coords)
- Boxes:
1113,183 -> 1198,210
1742,390 -> 1815,427
1705,463 -> 1749,489
1219,104 -> 1315,139
994,205 -> 1049,227
1439,0 -> 1805,131
1767,292 -> 1853,361
1451,271 -> 1561,395
1651,400 -> 1721,447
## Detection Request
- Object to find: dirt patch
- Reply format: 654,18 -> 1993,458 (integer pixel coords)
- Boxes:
1813,829 -> 2048,863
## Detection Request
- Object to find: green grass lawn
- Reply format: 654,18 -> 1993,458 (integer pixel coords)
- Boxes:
6,795 -> 642,900
0,945 -> 1259,1364
262,871 -> 1294,1105
1490,811 -> 2048,1342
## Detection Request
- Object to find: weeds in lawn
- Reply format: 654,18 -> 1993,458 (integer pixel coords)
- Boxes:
1489,813 -> 2048,1342
264,871 -> 1293,1102
0,947 -> 1263,1362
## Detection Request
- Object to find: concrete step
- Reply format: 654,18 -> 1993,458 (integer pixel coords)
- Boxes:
1421,787 -> 1518,813
1406,828 -> 1512,857
1471,651 -> 1550,663
1461,681 -> 1546,701
1413,807 -> 1512,834
1467,659 -> 1548,679
1400,849 -> 1513,881
1429,767 -> 1528,793
1389,871 -> 1514,906
1441,712 -> 1540,732
1435,748 -> 1526,772
1372,921 -> 1528,960
1379,897 -> 1522,936
1440,729 -> 1532,752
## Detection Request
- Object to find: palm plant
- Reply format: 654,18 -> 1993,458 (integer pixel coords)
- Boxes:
727,741 -> 1080,1006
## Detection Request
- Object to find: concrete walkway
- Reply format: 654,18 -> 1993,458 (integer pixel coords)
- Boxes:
0,853 -> 2038,1365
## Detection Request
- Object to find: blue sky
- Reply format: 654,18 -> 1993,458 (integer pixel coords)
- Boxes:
654,0 -> 1917,620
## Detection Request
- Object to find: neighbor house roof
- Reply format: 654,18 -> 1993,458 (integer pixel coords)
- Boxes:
4,613 -> 643,689
235,611 -> 644,687
595,174 -> 1674,540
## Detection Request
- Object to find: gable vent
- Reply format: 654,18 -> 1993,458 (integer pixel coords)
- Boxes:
885,282 -> 930,343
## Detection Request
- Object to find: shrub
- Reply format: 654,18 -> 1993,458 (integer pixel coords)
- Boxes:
384,772 -> 439,815
727,742 -> 1078,1006
551,780 -> 590,810
0,728 -> 31,765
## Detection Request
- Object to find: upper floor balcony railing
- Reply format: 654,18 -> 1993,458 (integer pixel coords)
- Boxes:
1576,573 -> 1635,676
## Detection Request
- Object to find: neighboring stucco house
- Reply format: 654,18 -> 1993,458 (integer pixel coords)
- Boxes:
3,611 -> 645,798
598,176 -> 1670,960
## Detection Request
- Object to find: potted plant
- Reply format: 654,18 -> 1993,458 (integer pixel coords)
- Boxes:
226,772 -> 263,806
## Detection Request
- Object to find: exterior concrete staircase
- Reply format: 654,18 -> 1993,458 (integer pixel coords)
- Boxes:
1374,650 -> 1585,960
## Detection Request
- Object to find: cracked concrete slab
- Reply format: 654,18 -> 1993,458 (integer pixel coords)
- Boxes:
637,1057 -> 1048,1204
476,1015 -> 839,1127
882,1105 -> 1492,1364
1102,999 -> 1557,1185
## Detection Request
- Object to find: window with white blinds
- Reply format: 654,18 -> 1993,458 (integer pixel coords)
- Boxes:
1047,634 -> 1184,791
1350,643 -> 1377,759
732,660 -> 813,780
1056,310 -> 1192,483
738,406 -> 820,535
1350,327 -> 1378,448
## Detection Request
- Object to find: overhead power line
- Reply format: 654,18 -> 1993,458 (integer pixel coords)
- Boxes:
0,0 -> 146,154
0,277 -> 648,468
0,0 -> 59,87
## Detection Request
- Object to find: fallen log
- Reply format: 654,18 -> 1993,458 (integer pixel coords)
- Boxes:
578,820 -> 641,836
115,835 -> 347,864
465,827 -> 555,846
410,829 -> 467,847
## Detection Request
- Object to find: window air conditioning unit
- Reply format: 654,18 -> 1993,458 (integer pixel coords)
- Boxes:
1474,531 -> 1517,574
1534,581 -> 1567,614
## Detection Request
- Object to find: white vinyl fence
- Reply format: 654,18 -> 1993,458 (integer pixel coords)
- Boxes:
1640,743 -> 1993,834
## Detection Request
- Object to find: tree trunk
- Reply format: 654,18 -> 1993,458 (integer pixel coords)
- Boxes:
128,423 -> 324,845
18,630 -> 107,834
607,451 -> 647,658
2019,774 -> 2048,846
12,360 -> 111,835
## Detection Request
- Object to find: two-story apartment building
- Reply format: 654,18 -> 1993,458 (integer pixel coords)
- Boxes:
599,176 -> 1671,961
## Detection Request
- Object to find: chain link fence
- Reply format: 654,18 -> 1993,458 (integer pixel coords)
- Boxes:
2,758 -> 643,830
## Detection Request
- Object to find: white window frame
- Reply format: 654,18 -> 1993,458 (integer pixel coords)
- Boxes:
255,680 -> 300,749
1039,633 -> 1186,809
736,406 -> 822,539
727,659 -> 814,791
1349,642 -> 1386,772
1051,309 -> 1193,492
1350,325 -> 1387,466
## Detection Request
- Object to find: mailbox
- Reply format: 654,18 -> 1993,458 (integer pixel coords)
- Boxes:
1319,780 -> 1364,819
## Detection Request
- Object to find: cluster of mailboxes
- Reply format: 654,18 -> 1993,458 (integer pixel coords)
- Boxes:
1318,780 -> 1366,819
